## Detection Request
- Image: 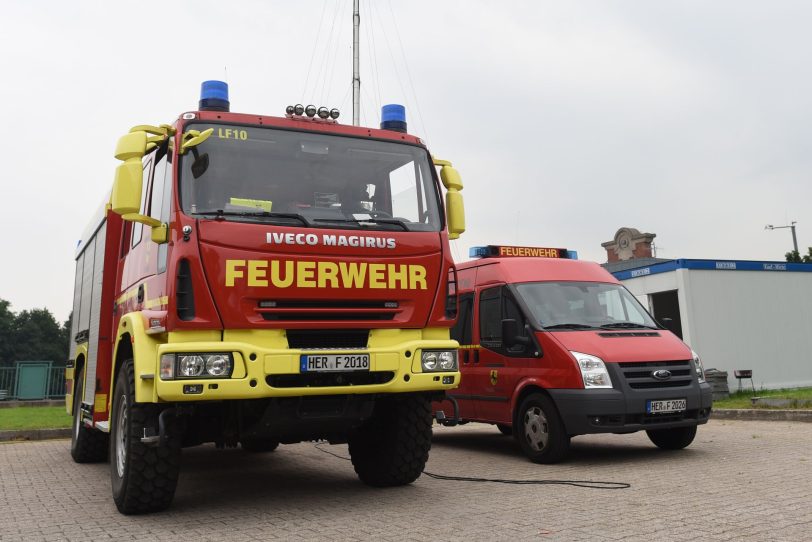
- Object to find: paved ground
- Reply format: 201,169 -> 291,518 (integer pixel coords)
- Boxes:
1,419 -> 810,541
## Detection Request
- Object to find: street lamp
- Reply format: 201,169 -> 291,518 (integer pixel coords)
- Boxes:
765,221 -> 799,254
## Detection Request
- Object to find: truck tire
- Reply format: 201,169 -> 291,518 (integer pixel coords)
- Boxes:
646,426 -> 697,450
516,393 -> 570,463
241,438 -> 280,452
110,360 -> 181,514
496,424 -> 513,436
70,366 -> 109,463
348,395 -> 432,487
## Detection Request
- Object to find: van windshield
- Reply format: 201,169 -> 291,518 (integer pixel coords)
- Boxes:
515,281 -> 659,330
178,123 -> 442,232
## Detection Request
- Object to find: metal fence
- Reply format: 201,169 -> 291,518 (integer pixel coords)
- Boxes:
0,365 -> 66,401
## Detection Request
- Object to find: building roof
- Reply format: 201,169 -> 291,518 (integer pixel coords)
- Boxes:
610,258 -> 812,281
601,257 -> 671,274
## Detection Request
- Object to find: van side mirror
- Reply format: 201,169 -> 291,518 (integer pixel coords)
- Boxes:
502,319 -> 531,349
659,317 -> 674,331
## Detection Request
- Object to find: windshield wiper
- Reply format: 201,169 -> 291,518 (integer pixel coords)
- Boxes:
193,210 -> 312,227
312,217 -> 409,231
543,323 -> 597,330
600,322 -> 659,330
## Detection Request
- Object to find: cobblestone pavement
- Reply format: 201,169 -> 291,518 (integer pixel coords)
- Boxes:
1,419 -> 810,541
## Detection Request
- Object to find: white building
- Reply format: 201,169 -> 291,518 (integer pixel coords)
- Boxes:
611,259 -> 812,391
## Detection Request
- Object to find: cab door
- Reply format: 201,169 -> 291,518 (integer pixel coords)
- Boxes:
448,292 -> 477,419
474,285 -> 535,423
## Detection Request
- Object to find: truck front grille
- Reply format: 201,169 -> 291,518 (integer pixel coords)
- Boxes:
286,329 -> 369,349
257,299 -> 398,322
266,371 -> 395,388
617,360 -> 693,389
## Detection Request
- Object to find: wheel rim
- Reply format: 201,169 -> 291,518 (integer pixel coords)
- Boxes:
523,406 -> 549,451
115,394 -> 128,478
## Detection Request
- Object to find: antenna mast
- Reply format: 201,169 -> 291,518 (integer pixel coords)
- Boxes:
352,0 -> 361,126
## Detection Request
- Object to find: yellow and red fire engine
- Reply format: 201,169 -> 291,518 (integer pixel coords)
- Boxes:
66,81 -> 464,513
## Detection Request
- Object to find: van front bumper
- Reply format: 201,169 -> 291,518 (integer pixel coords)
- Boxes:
548,381 -> 713,436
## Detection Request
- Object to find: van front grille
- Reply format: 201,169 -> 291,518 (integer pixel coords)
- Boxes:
617,360 -> 693,389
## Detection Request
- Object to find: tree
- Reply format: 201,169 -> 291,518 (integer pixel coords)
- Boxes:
0,299 -> 68,366
0,300 -> 15,365
13,308 -> 66,363
785,248 -> 812,263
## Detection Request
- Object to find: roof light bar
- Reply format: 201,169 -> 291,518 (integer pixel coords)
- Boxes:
469,245 -> 577,259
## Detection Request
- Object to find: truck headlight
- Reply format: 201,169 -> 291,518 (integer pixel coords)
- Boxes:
421,350 -> 457,372
691,350 -> 705,383
571,351 -> 613,389
160,353 -> 234,379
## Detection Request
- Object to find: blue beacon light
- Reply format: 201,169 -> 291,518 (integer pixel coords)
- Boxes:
199,80 -> 230,112
380,104 -> 407,133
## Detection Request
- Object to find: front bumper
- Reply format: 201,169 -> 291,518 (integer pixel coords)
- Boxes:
153,330 -> 459,402
549,381 -> 713,436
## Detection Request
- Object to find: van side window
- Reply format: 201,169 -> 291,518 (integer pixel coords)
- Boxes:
451,293 -> 474,345
479,287 -> 502,348
480,286 -> 531,355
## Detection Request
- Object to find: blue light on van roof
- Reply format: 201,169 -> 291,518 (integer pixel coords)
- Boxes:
381,104 -> 407,133
469,246 -> 490,258
199,80 -> 230,112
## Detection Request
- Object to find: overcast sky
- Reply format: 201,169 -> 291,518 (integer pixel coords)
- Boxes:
1,0 -> 810,322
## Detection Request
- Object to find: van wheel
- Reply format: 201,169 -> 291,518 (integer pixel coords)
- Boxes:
646,426 -> 697,450
348,395 -> 431,487
516,393 -> 569,463
496,424 -> 513,436
241,438 -> 279,452
110,360 -> 181,514
70,366 -> 109,463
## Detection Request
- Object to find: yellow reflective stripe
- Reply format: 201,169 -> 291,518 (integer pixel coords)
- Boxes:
144,296 -> 168,309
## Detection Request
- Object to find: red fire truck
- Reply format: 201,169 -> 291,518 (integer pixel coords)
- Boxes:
66,81 -> 465,514
434,245 -> 712,463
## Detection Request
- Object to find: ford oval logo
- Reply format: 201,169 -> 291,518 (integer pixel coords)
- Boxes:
652,369 -> 672,380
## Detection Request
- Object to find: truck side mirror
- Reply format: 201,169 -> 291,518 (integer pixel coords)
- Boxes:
435,160 -> 465,240
111,131 -> 148,216
502,319 -> 531,349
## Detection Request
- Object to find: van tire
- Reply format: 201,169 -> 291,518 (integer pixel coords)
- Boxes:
646,426 -> 697,450
516,393 -> 570,463
348,395 -> 431,487
496,424 -> 513,436
241,438 -> 280,452
70,366 -> 109,463
110,360 -> 181,514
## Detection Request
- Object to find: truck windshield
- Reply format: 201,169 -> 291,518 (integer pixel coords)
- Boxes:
178,123 -> 442,232
515,281 -> 659,330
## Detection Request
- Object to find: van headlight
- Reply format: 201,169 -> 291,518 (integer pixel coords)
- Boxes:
160,353 -> 234,379
421,350 -> 457,372
691,350 -> 705,383
570,351 -> 613,389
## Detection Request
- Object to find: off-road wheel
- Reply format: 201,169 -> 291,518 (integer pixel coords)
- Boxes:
70,366 -> 109,463
496,423 -> 513,436
646,426 -> 697,450
348,395 -> 432,487
241,438 -> 280,453
110,360 -> 181,514
516,393 -> 570,463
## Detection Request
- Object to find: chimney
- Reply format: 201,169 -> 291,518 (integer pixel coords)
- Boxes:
602,227 -> 656,262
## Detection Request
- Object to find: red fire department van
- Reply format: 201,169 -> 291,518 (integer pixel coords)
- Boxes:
435,245 -> 712,463
66,81 -> 465,513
